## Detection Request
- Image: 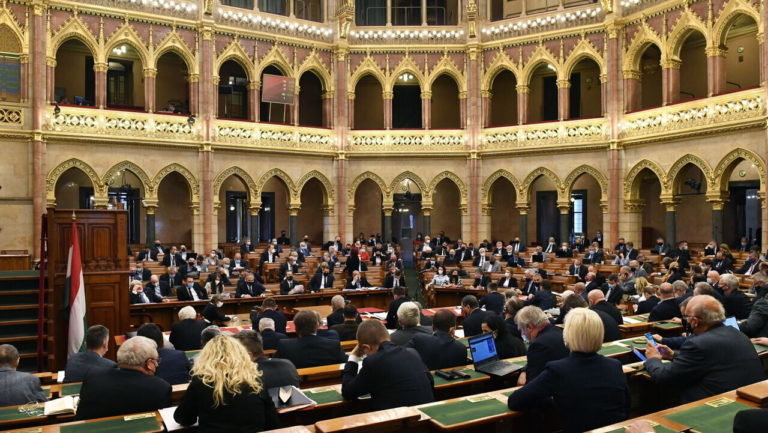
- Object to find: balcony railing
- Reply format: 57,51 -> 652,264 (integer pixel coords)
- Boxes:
47,106 -> 198,141
480,118 -> 607,150
347,129 -> 468,152
213,120 -> 335,152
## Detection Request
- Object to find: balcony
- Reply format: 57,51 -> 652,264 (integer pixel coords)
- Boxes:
480,117 -> 607,151
213,119 -> 336,153
347,129 -> 468,154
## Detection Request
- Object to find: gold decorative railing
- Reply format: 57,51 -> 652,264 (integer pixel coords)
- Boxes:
213,120 -> 335,151
619,88 -> 764,140
47,106 -> 197,140
0,105 -> 23,126
347,130 -> 468,152
480,117 -> 607,150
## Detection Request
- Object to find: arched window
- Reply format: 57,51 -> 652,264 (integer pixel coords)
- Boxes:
0,25 -> 22,102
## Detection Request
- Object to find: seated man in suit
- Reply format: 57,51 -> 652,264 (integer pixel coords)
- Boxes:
407,309 -> 467,370
257,317 -> 288,351
555,242 -> 573,258
588,289 -> 623,326
648,283 -> 682,322
279,254 -> 301,280
737,250 -> 762,276
568,258 -> 589,282
234,330 -> 299,389
442,249 -> 460,266
520,269 -> 541,296
144,275 -> 170,303
160,266 -> 182,294
228,252 -> 249,277
530,246 -> 545,263
498,270 -> 518,289
644,295 -> 765,403
275,311 -> 347,368
239,238 -> 255,255
235,272 -> 266,298
471,269 -> 491,290
130,280 -> 156,304
525,280 -> 557,311
137,323 -> 191,385
309,264 -> 335,292
169,306 -> 208,351
254,297 -> 287,334
136,246 -> 153,262
63,325 -> 116,383
161,246 -> 180,267
326,295 -> 346,327
149,240 -> 165,261
603,274 -> 624,305
330,304 -> 361,341
75,336 -> 171,420
515,306 -> 569,385
277,231 -> 290,245
385,286 -> 410,329
342,319 -> 434,410
176,276 -> 208,302
507,251 -> 525,268
390,302 -> 431,346
346,270 -> 372,290
461,295 -> 490,337
635,285 -> 660,315
180,258 -> 201,280
583,244 -> 604,265
279,271 -> 304,295
720,273 -> 752,320
651,237 -> 671,256
383,268 -> 406,289
480,282 -> 506,315
0,344 -> 48,406
130,262 -> 152,282
260,244 -> 279,270
472,247 -> 489,268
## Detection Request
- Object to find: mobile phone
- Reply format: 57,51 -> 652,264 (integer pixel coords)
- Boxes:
632,348 -> 647,362
450,369 -> 470,379
435,370 -> 455,380
644,332 -> 666,355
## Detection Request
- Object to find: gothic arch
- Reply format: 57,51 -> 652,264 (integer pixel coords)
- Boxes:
482,169 -> 522,206
212,166 -> 258,204
521,167 -> 563,203
349,57 -> 386,93
389,171 -> 427,202
256,46 -> 294,79
297,170 -> 335,205
667,154 -> 714,193
47,16 -> 97,61
624,159 -> 668,200
152,31 -> 198,75
256,168 -> 297,201
387,56 -> 425,93
521,46 -> 560,86
152,163 -> 199,201
563,165 -> 609,203
104,23 -> 150,68
427,56 -> 466,93
296,53 -> 332,91
348,171 -> 389,202
482,51 -> 520,91
428,171 -> 467,205
622,23 -> 665,72
666,11 -> 710,59
713,148 -> 767,194
713,0 -> 763,47
0,9 -> 26,54
562,40 -> 606,79
215,40 -> 254,82
102,161 -> 153,197
46,158 -> 103,206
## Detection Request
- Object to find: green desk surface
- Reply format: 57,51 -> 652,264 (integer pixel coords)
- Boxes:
60,414 -> 161,433
185,350 -> 200,360
419,397 -> 510,427
598,345 -> 631,357
604,424 -> 679,433
0,405 -> 42,422
616,338 -> 648,349
304,388 -> 344,406
662,399 -> 754,433
653,322 -> 681,329
432,368 -> 487,387
753,343 -> 768,354
61,383 -> 82,396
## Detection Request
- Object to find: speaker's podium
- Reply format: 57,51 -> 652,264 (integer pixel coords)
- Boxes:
46,208 -> 130,370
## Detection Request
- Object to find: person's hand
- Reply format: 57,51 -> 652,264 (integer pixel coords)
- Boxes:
242,294 -> 252,298
516,371 -> 527,386
752,337 -> 768,346
645,341 -> 662,360
162,299 -> 170,303
651,334 -> 663,343
352,344 -> 366,358
626,419 -> 655,433
670,317 -> 682,324
657,344 -> 674,360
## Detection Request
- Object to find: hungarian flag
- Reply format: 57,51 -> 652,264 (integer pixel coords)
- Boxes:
65,220 -> 86,357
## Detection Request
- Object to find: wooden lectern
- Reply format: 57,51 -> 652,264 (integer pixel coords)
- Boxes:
46,209 -> 130,370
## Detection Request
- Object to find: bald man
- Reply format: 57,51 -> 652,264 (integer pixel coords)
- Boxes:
648,283 -> 681,322
588,289 -> 622,326
342,320 -> 434,410
644,295 -> 765,403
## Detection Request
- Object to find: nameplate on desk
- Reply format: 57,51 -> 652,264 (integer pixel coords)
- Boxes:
466,395 -> 494,403
705,397 -> 734,408
124,412 -> 156,421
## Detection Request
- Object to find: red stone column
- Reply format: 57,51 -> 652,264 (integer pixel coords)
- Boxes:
557,79 -> 570,120
31,4 -> 47,258
322,91 -> 333,127
467,44 -> 481,242
516,85 -> 529,124
606,24 -> 622,247
706,47 -> 726,96
292,89 -> 300,126
481,90 -> 490,127
188,74 -> 199,116
94,63 -> 107,108
459,91 -> 467,129
335,47 -> 349,240
421,91 -> 431,129
383,91 -> 393,129
662,59 -> 680,105
198,27 -> 215,249
623,72 -> 641,113
248,82 -> 259,122
143,68 -> 156,112
347,92 -> 355,128
46,58 -> 54,103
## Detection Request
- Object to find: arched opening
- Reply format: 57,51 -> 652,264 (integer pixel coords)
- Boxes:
353,178 -> 383,239
218,175 -> 250,244
723,15 -> 760,92
639,44 -> 662,109
258,0 -> 287,15
353,74 -> 384,129
0,25 -> 21,102
529,175 -> 560,244
430,74 -> 460,129
489,70 -> 518,127
260,65 -> 290,124
393,73 -> 422,128
218,60 -> 249,119
294,0 -> 323,22
633,169 -> 664,248
104,168 -> 146,245
722,159 -> 762,246
392,178 -> 422,244
298,71 -> 324,127
431,178 -> 461,239
528,63 -> 558,123
53,39 -> 93,106
568,58 -> 602,119
489,177 -> 519,242
678,31 -> 707,101
106,42 -> 145,110
156,172 -> 192,245
260,176 -> 291,242
297,178 -> 326,244
155,51 -> 190,114
568,173 -> 603,240
54,168 -> 96,209
672,164 -> 710,245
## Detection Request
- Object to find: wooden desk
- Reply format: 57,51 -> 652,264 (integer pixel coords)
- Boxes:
4,411 -> 164,433
0,254 -> 30,271
433,287 -> 485,308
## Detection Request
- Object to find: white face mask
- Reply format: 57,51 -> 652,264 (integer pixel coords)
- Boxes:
438,270 -> 444,275
505,273 -> 510,278
216,302 -> 224,308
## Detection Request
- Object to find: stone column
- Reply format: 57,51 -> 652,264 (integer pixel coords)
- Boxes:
623,70 -> 641,113
292,88 -> 300,126
661,199 -> 679,247
517,204 -> 529,247
481,90 -> 491,127
478,204 -> 492,243
706,195 -> 727,245
201,149 -> 214,250
46,57 -> 55,104
289,206 -> 300,246
335,47 -> 350,240
383,205 -> 393,243
191,204 -> 203,253
662,59 -> 681,105
188,74 -> 199,116
323,205 -> 336,243
622,200 -> 645,248
421,0 -> 427,25
383,91 -> 393,129
347,92 -> 355,128
558,204 -> 570,244
421,91 -> 431,129
556,79 -> 570,120
322,91 -> 334,127
288,0 -> 295,17
31,3 -> 46,258
212,76 -> 220,118
516,85 -> 529,124
605,23 -> 622,248
248,81 -> 260,122
144,204 -> 157,246
143,68 -> 157,112
706,47 -> 727,96
94,62 -> 108,108
386,0 -> 392,25
422,206 -> 432,237
459,91 -> 467,129
249,206 -> 261,243
20,55 -> 29,102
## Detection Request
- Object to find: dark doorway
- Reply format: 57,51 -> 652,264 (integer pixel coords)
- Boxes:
569,72 -> 581,119
569,189 -> 587,241
536,190 -> 559,244
725,182 -> 761,248
226,191 -> 249,243
541,76 -> 558,121
393,85 -> 422,128
259,192 -> 276,242
392,192 -> 422,266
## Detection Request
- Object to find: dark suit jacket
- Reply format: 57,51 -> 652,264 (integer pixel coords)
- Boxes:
591,301 -> 623,326
390,325 -> 432,346
495,335 -> 527,359
645,324 -> 765,403
326,309 -> 344,328
310,273 -> 335,292
342,341 -> 434,411
636,296 -> 660,315
236,280 -> 266,298
385,297 -> 409,329
525,324 -> 569,382
508,352 -> 629,433
144,282 -> 169,300
383,274 -> 405,289
591,309 -> 622,342
279,279 -> 300,295
174,376 -> 279,433
480,292 -> 505,314
531,252 -> 544,262
279,262 -> 300,279
407,331 -> 468,370
472,255 -> 490,267
555,249 -> 573,258
160,273 -> 182,293
472,276 -> 491,289
170,319 -> 208,351
202,303 -> 228,324
0,367 -> 48,406
260,329 -> 288,351
498,276 -> 518,289
176,284 -> 208,302
583,251 -> 604,264
63,351 -> 116,383
526,289 -> 556,310
723,290 -> 752,320
568,264 -> 588,281
521,280 -> 540,296
734,408 -> 768,433
344,257 -> 367,275
713,257 -> 734,273
76,368 -> 171,420
131,268 -> 152,282
603,284 -> 624,305
330,321 -> 360,341
739,298 -> 768,338
463,308 -> 490,337
255,356 -> 300,389
256,309 -> 288,334
162,253 -> 182,267
276,335 -> 347,368
345,277 -> 372,290
156,347 -> 191,385
649,298 -> 682,322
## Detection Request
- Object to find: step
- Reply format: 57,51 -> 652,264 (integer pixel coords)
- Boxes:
0,304 -> 40,311
0,335 -> 37,343
0,319 -> 37,326
0,290 -> 39,296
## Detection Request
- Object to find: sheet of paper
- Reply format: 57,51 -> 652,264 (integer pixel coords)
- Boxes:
159,406 -> 197,431
623,317 -> 640,324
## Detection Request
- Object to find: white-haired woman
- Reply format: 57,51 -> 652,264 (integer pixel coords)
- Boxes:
507,308 -> 629,433
174,335 -> 279,432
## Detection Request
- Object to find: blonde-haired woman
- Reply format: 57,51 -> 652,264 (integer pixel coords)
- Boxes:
507,308 -> 629,433
174,335 -> 279,432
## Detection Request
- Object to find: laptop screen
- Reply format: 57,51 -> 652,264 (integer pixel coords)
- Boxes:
468,334 -> 498,364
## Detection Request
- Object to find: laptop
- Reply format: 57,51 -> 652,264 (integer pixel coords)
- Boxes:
468,333 -> 524,377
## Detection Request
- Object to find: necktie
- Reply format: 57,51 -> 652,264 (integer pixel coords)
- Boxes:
141,293 -> 149,303
191,287 -> 199,301
394,278 -> 399,288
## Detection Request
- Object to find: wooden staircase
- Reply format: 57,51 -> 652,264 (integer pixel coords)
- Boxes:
0,270 -> 46,371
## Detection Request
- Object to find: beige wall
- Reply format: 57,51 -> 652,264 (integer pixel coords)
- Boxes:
297,179 -> 325,243
354,75 -> 384,129
54,168 -> 93,209
572,173 -> 603,238
431,179 -> 461,239
527,175 -> 557,243
640,46 -> 663,109
725,31 -> 760,90
431,75 -> 460,129
679,35 -> 707,100
490,70 -> 517,126
489,177 -> 519,242
571,60 -> 602,118
217,175 -> 248,243
156,172 -> 192,244
155,52 -> 189,111
353,179 -> 382,238
54,41 -> 88,102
